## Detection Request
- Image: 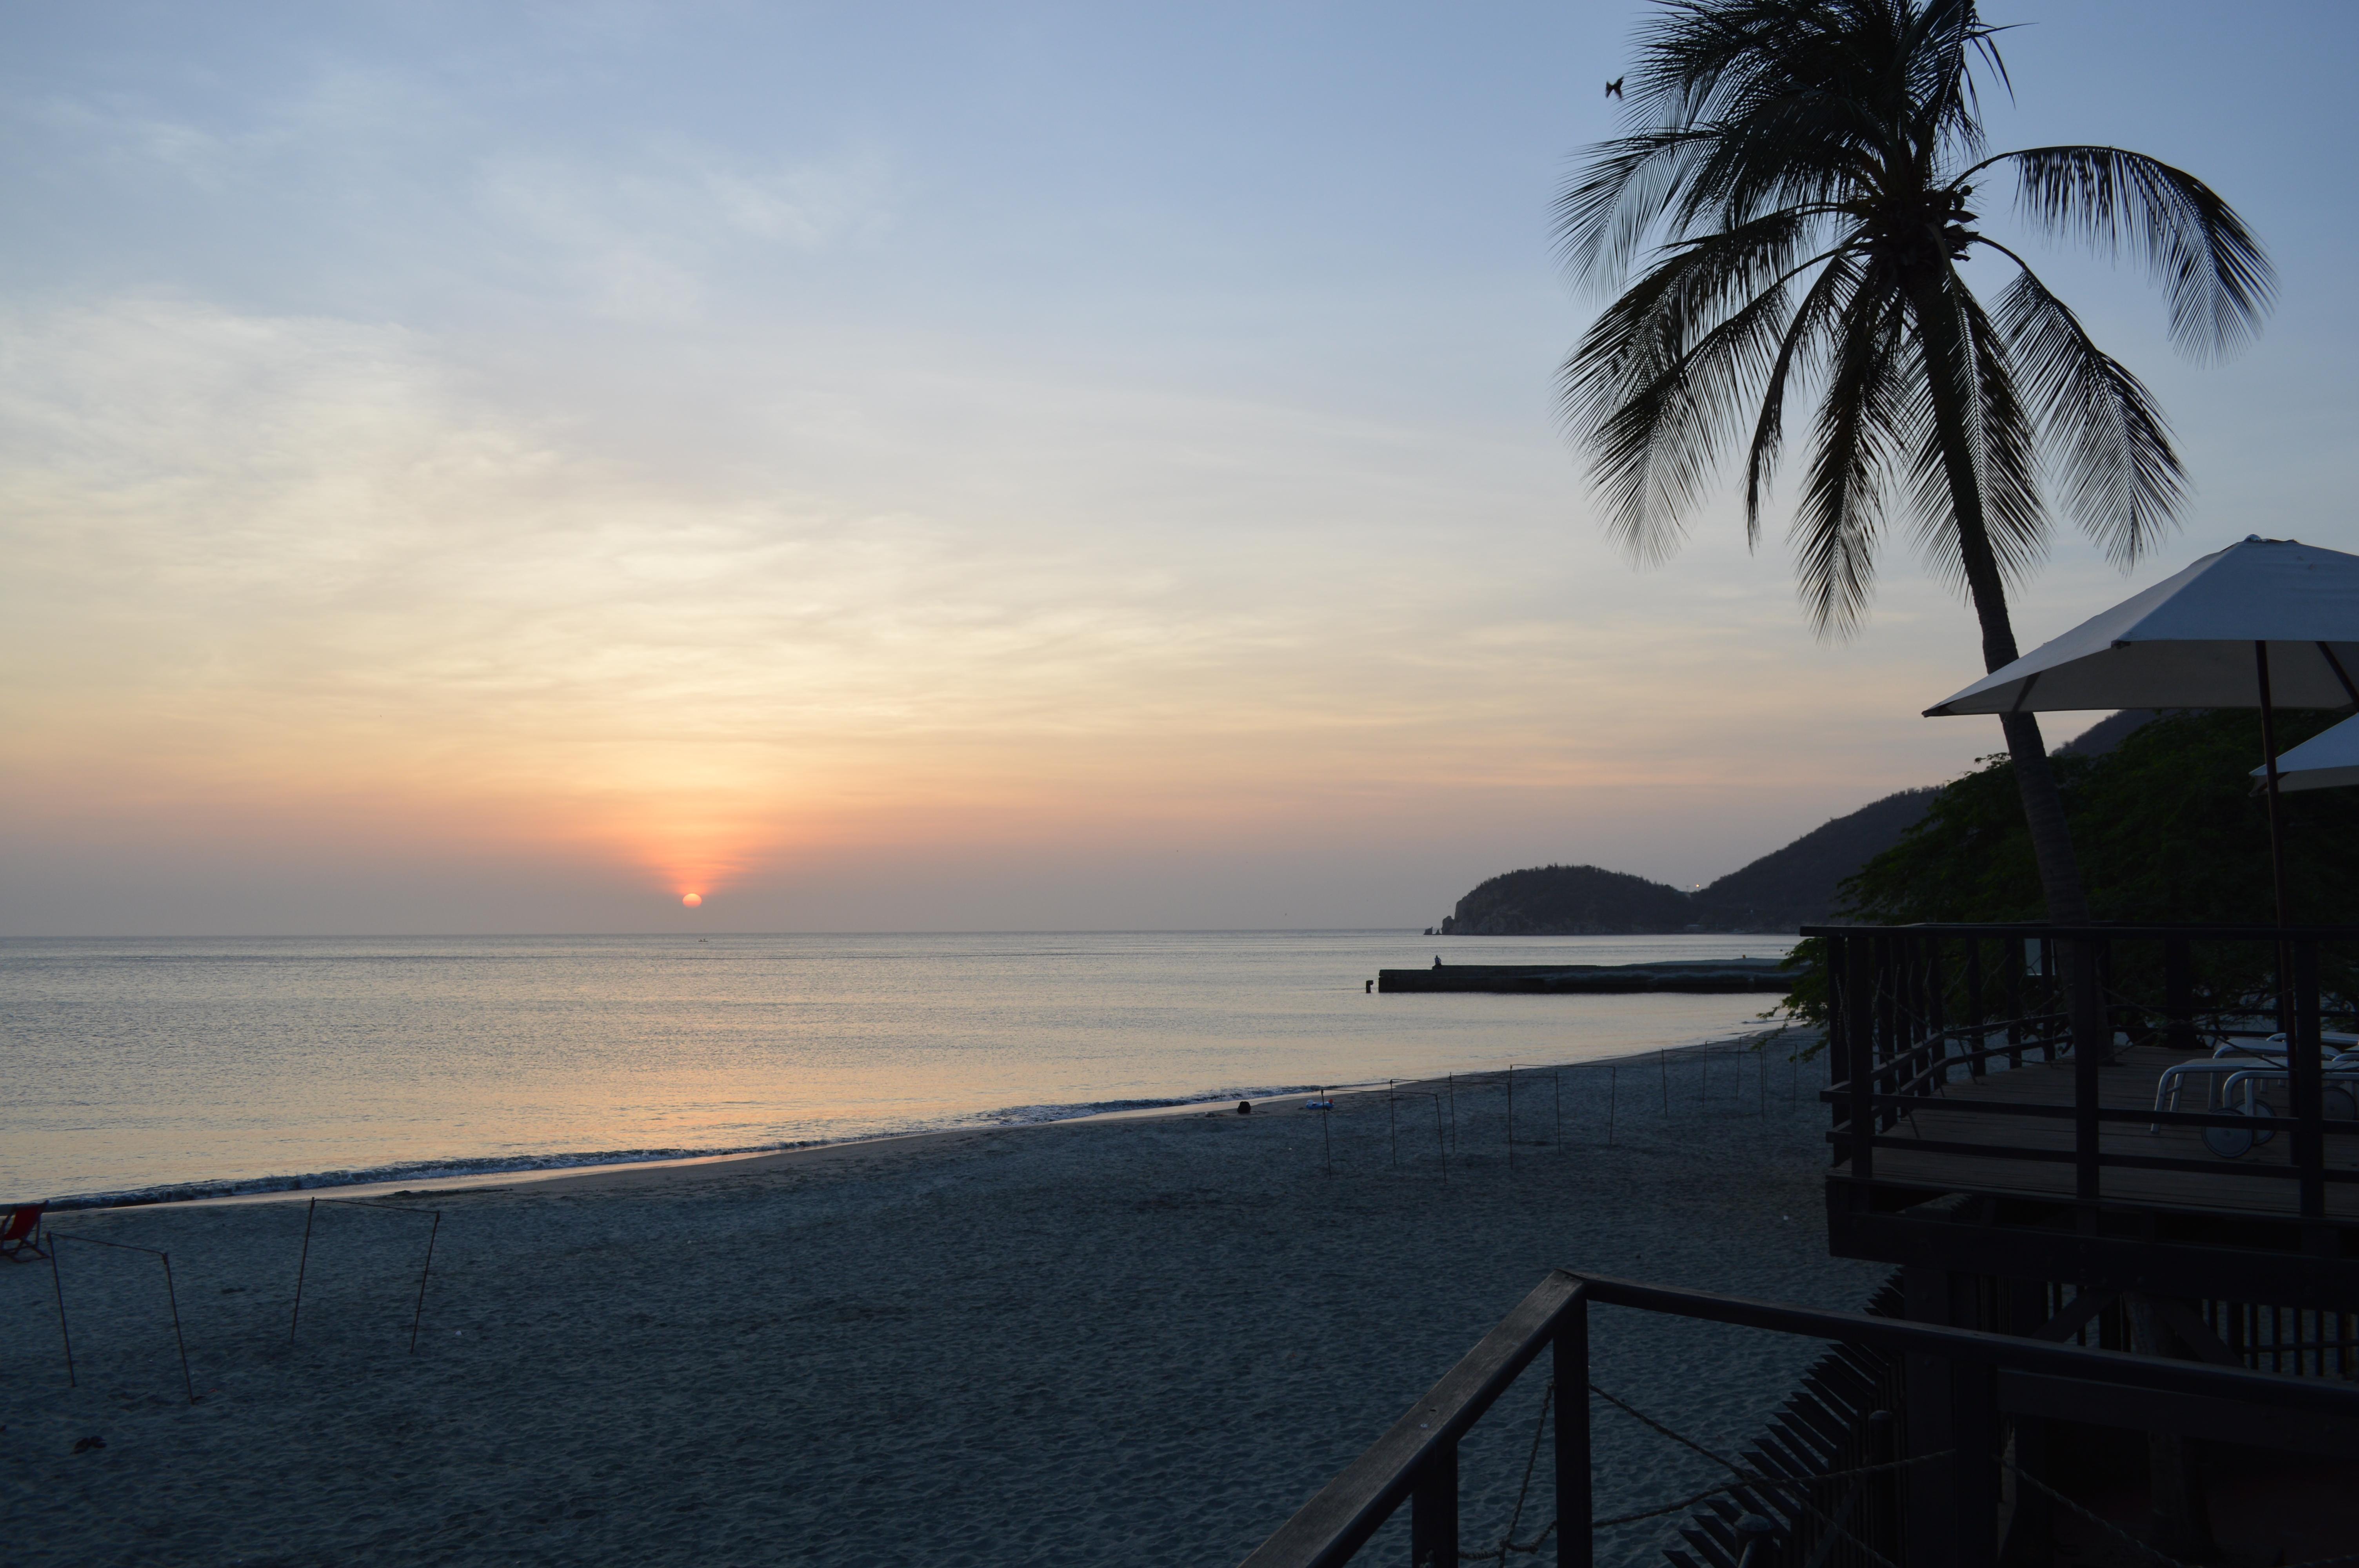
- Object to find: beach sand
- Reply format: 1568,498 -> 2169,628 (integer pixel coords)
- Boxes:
0,1046 -> 1881,1567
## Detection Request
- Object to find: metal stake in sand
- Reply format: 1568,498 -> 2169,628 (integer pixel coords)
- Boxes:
1319,1090 -> 1332,1176
1446,1074 -> 1457,1151
51,1232 -> 197,1404
1607,1066 -> 1617,1146
1659,1050 -> 1669,1114
409,1211 -> 442,1354
1388,1080 -> 1397,1168
49,1244 -> 74,1388
1506,1066 -> 1515,1177
289,1197 -> 318,1345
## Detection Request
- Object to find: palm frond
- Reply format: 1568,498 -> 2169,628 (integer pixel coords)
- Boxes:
1744,250 -> 1865,547
1906,0 -> 2001,161
1579,0 -> 1967,289
1998,145 -> 2274,359
1903,277 -> 2046,595
1990,258 -> 2183,567
1563,218 -> 1841,563
1555,129 -> 1720,291
1794,279 -> 1914,637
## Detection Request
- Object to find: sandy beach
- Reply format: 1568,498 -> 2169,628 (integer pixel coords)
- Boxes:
1,1045 -> 1881,1567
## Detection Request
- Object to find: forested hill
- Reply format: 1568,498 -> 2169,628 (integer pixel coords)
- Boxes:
1433,712 -> 2156,937
1438,864 -> 1698,937
1690,787 -> 1937,928
1438,788 -> 1936,935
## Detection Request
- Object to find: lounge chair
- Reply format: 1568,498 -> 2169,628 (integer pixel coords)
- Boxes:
2184,1055 -> 2359,1159
0,1202 -> 48,1262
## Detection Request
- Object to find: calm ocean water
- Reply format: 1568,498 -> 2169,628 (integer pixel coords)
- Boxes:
0,931 -> 1794,1204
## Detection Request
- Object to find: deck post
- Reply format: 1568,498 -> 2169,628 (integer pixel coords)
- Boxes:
2164,938 -> 2195,1054
1410,1441 -> 1459,1568
2004,1409 -> 2054,1568
1903,1267 -> 1961,1568
1846,938 -> 1875,1181
1965,939 -> 1985,1078
1929,937 -> 1951,1085
1951,1357 -> 2000,1568
1865,1409 -> 1898,1567
1999,1276 -> 2055,1568
1826,933 -> 1846,1152
1556,1294 -> 1592,1568
2294,938 -> 2325,1221
2072,937 -> 2102,1205
1875,936 -> 1898,1132
1896,933 -> 1915,1070
1825,932 -> 1843,1054
2005,941 -> 2024,1069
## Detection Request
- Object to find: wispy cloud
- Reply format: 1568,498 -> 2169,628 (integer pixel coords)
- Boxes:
471,140 -> 900,318
0,287 -> 2040,935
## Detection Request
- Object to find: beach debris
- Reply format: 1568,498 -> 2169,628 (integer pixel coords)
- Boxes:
1235,1101 -> 1252,1115
73,1436 -> 105,1453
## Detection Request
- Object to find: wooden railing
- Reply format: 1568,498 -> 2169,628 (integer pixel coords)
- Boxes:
1240,1270 -> 2359,1568
1809,923 -> 2359,1219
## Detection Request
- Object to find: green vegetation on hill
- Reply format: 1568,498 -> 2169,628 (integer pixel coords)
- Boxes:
1428,710 -> 2272,939
1836,710 -> 2354,927
1774,709 -> 2359,1025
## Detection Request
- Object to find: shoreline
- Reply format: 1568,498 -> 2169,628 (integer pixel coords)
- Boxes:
4,1018 -> 1863,1568
58,1024 -> 1816,1214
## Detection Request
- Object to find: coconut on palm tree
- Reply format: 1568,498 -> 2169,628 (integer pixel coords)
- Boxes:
1558,0 -> 2272,922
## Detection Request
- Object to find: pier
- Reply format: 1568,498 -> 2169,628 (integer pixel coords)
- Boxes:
1377,958 -> 1792,994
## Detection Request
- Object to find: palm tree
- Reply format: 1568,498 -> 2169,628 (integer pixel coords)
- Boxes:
1558,0 -> 2271,922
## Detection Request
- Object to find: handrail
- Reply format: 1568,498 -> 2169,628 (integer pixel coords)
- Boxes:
1803,923 -> 2359,940
1241,1270 -> 2359,1568
1821,925 -> 2356,1218
1574,1274 -> 2359,1412
1238,1271 -> 1585,1568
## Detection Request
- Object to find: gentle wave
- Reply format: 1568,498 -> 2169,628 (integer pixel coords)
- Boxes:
9,930 -> 1792,1204
44,1083 -> 1338,1211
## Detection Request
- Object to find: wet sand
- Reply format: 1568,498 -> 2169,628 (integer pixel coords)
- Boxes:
0,1043 -> 1879,1568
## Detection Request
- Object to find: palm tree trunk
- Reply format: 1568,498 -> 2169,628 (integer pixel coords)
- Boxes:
1906,272 -> 2092,924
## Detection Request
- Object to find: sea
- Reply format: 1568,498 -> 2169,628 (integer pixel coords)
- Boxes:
0,930 -> 1796,1206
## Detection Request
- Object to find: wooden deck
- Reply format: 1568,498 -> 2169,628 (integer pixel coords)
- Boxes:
1842,1044 -> 2359,1221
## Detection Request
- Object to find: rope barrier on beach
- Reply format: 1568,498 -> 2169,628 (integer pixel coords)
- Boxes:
288,1197 -> 443,1354
45,1232 -> 199,1404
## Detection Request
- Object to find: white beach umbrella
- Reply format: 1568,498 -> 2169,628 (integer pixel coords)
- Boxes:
2251,712 -> 2359,794
1924,535 -> 2359,924
1923,536 -> 2359,717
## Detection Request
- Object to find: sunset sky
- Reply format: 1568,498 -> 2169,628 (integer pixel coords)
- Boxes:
5,2 -> 2355,935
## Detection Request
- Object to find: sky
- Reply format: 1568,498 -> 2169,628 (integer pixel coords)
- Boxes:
4,1 -> 2355,935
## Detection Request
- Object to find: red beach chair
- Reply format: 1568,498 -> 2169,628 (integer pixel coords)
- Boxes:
0,1202 -> 49,1262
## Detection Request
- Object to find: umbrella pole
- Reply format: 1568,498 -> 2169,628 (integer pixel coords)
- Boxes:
2256,641 -> 2292,929
2257,642 -> 2293,1042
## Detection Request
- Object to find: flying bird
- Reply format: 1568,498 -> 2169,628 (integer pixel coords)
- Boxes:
1605,76 -> 1623,99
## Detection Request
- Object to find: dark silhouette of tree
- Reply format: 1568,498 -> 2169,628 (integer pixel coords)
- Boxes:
1558,0 -> 2271,921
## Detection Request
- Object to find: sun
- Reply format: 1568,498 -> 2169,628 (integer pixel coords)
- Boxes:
681,893 -> 703,908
